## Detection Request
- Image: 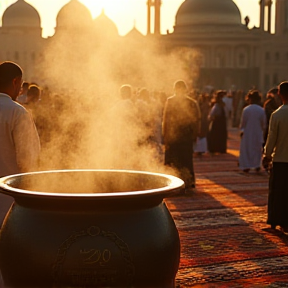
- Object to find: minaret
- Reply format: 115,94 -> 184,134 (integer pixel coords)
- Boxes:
275,0 -> 288,35
259,0 -> 273,33
267,0 -> 273,33
154,0 -> 161,35
260,0 -> 265,31
147,0 -> 161,35
147,0 -> 152,35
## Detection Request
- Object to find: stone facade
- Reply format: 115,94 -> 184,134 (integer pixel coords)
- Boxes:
0,0 -> 287,92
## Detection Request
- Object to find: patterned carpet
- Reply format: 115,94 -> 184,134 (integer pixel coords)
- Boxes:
165,129 -> 288,288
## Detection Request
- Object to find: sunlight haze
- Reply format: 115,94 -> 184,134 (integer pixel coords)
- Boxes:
0,0 -> 273,38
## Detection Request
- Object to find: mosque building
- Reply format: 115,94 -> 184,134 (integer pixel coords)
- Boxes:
0,0 -> 288,92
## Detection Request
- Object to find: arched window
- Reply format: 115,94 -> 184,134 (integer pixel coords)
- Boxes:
195,53 -> 205,67
275,52 -> 280,61
238,53 -> 247,67
215,46 -> 228,68
265,74 -> 270,89
216,53 -> 225,68
235,46 -> 248,68
239,54 -> 245,65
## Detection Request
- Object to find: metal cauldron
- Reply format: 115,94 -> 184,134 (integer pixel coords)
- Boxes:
0,169 -> 184,287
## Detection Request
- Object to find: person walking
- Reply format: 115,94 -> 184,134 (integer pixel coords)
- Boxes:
263,81 -> 288,232
16,81 -> 29,104
162,80 -> 201,189
263,87 -> 282,145
24,84 -> 41,119
0,61 -> 41,225
194,93 -> 210,155
207,90 -> 227,154
222,91 -> 233,128
238,90 -> 266,173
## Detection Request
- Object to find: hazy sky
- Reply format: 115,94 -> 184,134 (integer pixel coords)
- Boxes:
0,0 -> 274,38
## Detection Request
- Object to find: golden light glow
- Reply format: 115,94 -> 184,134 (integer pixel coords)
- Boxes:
3,0 -> 265,38
80,0 -> 104,15
77,0 -> 140,35
80,0 -> 128,17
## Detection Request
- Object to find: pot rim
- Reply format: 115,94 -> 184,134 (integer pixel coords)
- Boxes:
0,169 -> 185,199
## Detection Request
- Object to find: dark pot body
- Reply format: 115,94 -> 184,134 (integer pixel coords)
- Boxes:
0,170 -> 184,288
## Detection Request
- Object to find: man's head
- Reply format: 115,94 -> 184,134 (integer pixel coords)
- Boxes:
246,90 -> 261,104
216,90 -> 226,100
20,81 -> 29,95
120,84 -> 132,100
278,81 -> 288,103
267,87 -> 282,106
268,87 -> 278,96
27,85 -> 41,104
174,80 -> 187,95
0,61 -> 23,100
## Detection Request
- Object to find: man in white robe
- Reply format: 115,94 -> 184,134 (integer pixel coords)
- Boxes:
0,61 -> 40,226
239,90 -> 266,172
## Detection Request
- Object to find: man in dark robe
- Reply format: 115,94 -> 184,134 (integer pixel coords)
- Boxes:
162,80 -> 201,189
263,81 -> 288,233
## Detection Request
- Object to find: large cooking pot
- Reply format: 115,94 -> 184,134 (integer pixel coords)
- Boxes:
0,169 -> 184,288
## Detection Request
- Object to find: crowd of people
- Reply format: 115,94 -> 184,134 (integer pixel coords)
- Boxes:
0,60 -> 288,232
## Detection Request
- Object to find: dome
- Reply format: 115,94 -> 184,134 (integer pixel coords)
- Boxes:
2,0 -> 41,28
176,0 -> 241,27
56,0 -> 93,29
94,10 -> 119,37
125,26 -> 145,39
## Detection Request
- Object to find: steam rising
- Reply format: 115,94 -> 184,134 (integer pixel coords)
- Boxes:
35,27 -> 199,185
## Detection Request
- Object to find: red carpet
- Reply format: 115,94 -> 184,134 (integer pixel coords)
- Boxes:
165,129 -> 288,287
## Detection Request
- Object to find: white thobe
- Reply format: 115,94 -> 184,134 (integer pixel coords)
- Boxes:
239,104 -> 266,170
0,93 -> 40,177
0,93 -> 41,226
